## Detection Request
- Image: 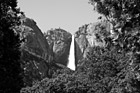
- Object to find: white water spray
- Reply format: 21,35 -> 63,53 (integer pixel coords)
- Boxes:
67,35 -> 76,71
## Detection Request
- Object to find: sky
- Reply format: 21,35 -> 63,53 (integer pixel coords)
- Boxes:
17,0 -> 100,34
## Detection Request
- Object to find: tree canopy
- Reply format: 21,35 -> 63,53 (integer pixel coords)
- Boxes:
0,0 -> 23,92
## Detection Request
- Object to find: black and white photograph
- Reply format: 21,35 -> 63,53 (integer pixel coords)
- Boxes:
0,0 -> 140,93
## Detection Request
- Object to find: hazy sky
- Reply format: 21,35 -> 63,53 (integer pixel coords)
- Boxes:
17,0 -> 100,34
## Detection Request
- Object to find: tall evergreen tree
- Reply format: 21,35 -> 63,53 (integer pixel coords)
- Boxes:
0,0 -> 23,92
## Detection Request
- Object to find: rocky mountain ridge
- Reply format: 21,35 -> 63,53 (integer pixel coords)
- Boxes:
17,15 -> 110,86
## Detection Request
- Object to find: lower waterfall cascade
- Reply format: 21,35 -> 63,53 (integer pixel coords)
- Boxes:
67,35 -> 76,71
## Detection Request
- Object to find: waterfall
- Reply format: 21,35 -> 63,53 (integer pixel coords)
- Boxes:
67,35 -> 76,71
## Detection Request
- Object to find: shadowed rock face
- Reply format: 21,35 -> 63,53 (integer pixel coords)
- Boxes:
74,21 -> 110,65
21,49 -> 49,86
21,17 -> 53,61
44,28 -> 72,66
16,16 -> 53,86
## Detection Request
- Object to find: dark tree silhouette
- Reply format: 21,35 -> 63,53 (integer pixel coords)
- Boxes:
0,0 -> 23,92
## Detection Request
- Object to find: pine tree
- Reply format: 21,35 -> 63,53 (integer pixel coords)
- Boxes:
0,0 -> 23,92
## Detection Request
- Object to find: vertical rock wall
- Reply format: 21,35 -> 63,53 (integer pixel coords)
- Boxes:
44,28 -> 72,66
74,21 -> 110,66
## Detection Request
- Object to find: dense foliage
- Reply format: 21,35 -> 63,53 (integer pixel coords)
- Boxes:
0,0 -> 23,92
89,0 -> 140,52
89,0 -> 140,92
21,46 -> 140,93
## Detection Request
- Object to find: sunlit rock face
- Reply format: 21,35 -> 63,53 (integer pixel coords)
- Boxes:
74,21 -> 110,66
44,28 -> 72,66
67,35 -> 76,71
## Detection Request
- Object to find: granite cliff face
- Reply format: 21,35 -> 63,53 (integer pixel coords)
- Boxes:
75,21 -> 110,65
19,17 -> 53,61
44,28 -> 72,66
16,16 -> 53,86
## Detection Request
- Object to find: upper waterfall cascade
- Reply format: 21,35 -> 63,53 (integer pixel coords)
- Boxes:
67,35 -> 76,71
